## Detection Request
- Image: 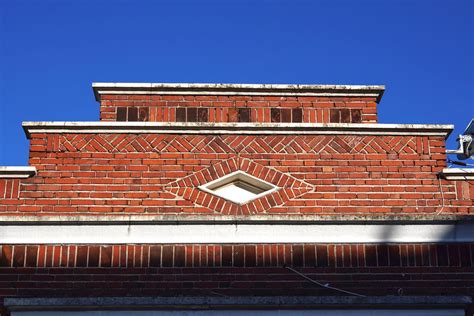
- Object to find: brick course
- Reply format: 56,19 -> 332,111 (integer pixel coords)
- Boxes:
99,95 -> 378,123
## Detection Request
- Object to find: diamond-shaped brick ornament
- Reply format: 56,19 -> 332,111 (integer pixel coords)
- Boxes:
164,156 -> 314,215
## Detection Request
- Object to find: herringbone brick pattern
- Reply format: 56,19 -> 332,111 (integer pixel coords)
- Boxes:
56,134 -> 425,155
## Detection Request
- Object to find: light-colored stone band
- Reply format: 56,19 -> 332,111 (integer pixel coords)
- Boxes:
22,122 -> 453,139
92,82 -> 386,103
0,166 -> 37,179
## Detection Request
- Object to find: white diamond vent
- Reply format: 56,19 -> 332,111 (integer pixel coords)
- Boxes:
198,170 -> 278,205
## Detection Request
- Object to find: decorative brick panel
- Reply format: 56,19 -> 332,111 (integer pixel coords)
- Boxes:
165,156 -> 313,214
2,243 -> 473,268
0,133 -> 469,215
99,95 -> 379,123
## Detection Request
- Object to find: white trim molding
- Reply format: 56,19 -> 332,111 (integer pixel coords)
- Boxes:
441,168 -> 474,180
1,221 -> 473,244
0,166 -> 37,179
92,82 -> 386,103
22,122 -> 454,139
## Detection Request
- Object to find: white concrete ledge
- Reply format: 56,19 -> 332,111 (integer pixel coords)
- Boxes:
0,166 -> 36,179
5,296 -> 471,311
22,122 -> 453,139
92,82 -> 385,103
1,222 -> 473,244
0,214 -> 469,224
441,168 -> 474,180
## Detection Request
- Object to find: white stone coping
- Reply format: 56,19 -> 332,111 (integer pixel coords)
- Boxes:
22,122 -> 453,139
0,214 -> 468,224
441,168 -> 474,180
4,296 -> 471,311
92,82 -> 386,103
1,222 -> 474,244
0,166 -> 36,179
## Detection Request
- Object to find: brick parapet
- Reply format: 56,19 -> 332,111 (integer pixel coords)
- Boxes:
99,95 -> 379,123
1,131 -> 471,215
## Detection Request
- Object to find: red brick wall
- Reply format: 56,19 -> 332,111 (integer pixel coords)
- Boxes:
0,132 -> 471,215
99,95 -> 378,123
1,243 -> 473,299
2,244 -> 472,269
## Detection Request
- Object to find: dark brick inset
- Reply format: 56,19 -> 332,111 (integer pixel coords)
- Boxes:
330,109 -> 340,123
128,107 -> 138,121
197,108 -> 209,122
351,109 -> 361,123
281,109 -> 291,123
271,108 -> 281,123
138,108 -> 149,122
292,108 -> 303,122
340,109 -> 351,123
238,108 -> 250,122
176,108 -> 186,122
187,108 -> 198,122
117,107 -> 127,121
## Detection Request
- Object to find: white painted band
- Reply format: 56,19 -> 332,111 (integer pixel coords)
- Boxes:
441,168 -> 474,180
0,166 -> 37,179
92,82 -> 385,102
1,223 -> 472,244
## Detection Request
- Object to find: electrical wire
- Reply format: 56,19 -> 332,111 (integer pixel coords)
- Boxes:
284,265 -> 366,297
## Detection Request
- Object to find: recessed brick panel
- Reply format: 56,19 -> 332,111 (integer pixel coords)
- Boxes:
238,108 -> 250,122
138,108 -> 149,122
197,108 -> 208,122
271,108 -> 281,123
292,108 -> 302,122
330,109 -> 340,123
128,107 -> 138,121
281,109 -> 291,123
176,108 -> 186,122
187,108 -> 197,122
117,107 -> 127,121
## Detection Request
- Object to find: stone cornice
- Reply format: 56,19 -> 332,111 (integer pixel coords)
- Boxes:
0,166 -> 37,179
22,122 -> 453,139
92,82 -> 386,103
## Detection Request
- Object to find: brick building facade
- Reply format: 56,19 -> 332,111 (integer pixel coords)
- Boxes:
0,83 -> 473,315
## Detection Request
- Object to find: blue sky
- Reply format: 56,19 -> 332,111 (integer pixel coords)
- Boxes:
0,0 -> 473,165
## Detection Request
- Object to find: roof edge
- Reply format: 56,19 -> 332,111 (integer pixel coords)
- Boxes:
21,122 -> 454,139
92,82 -> 386,103
441,168 -> 474,180
0,166 -> 37,179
